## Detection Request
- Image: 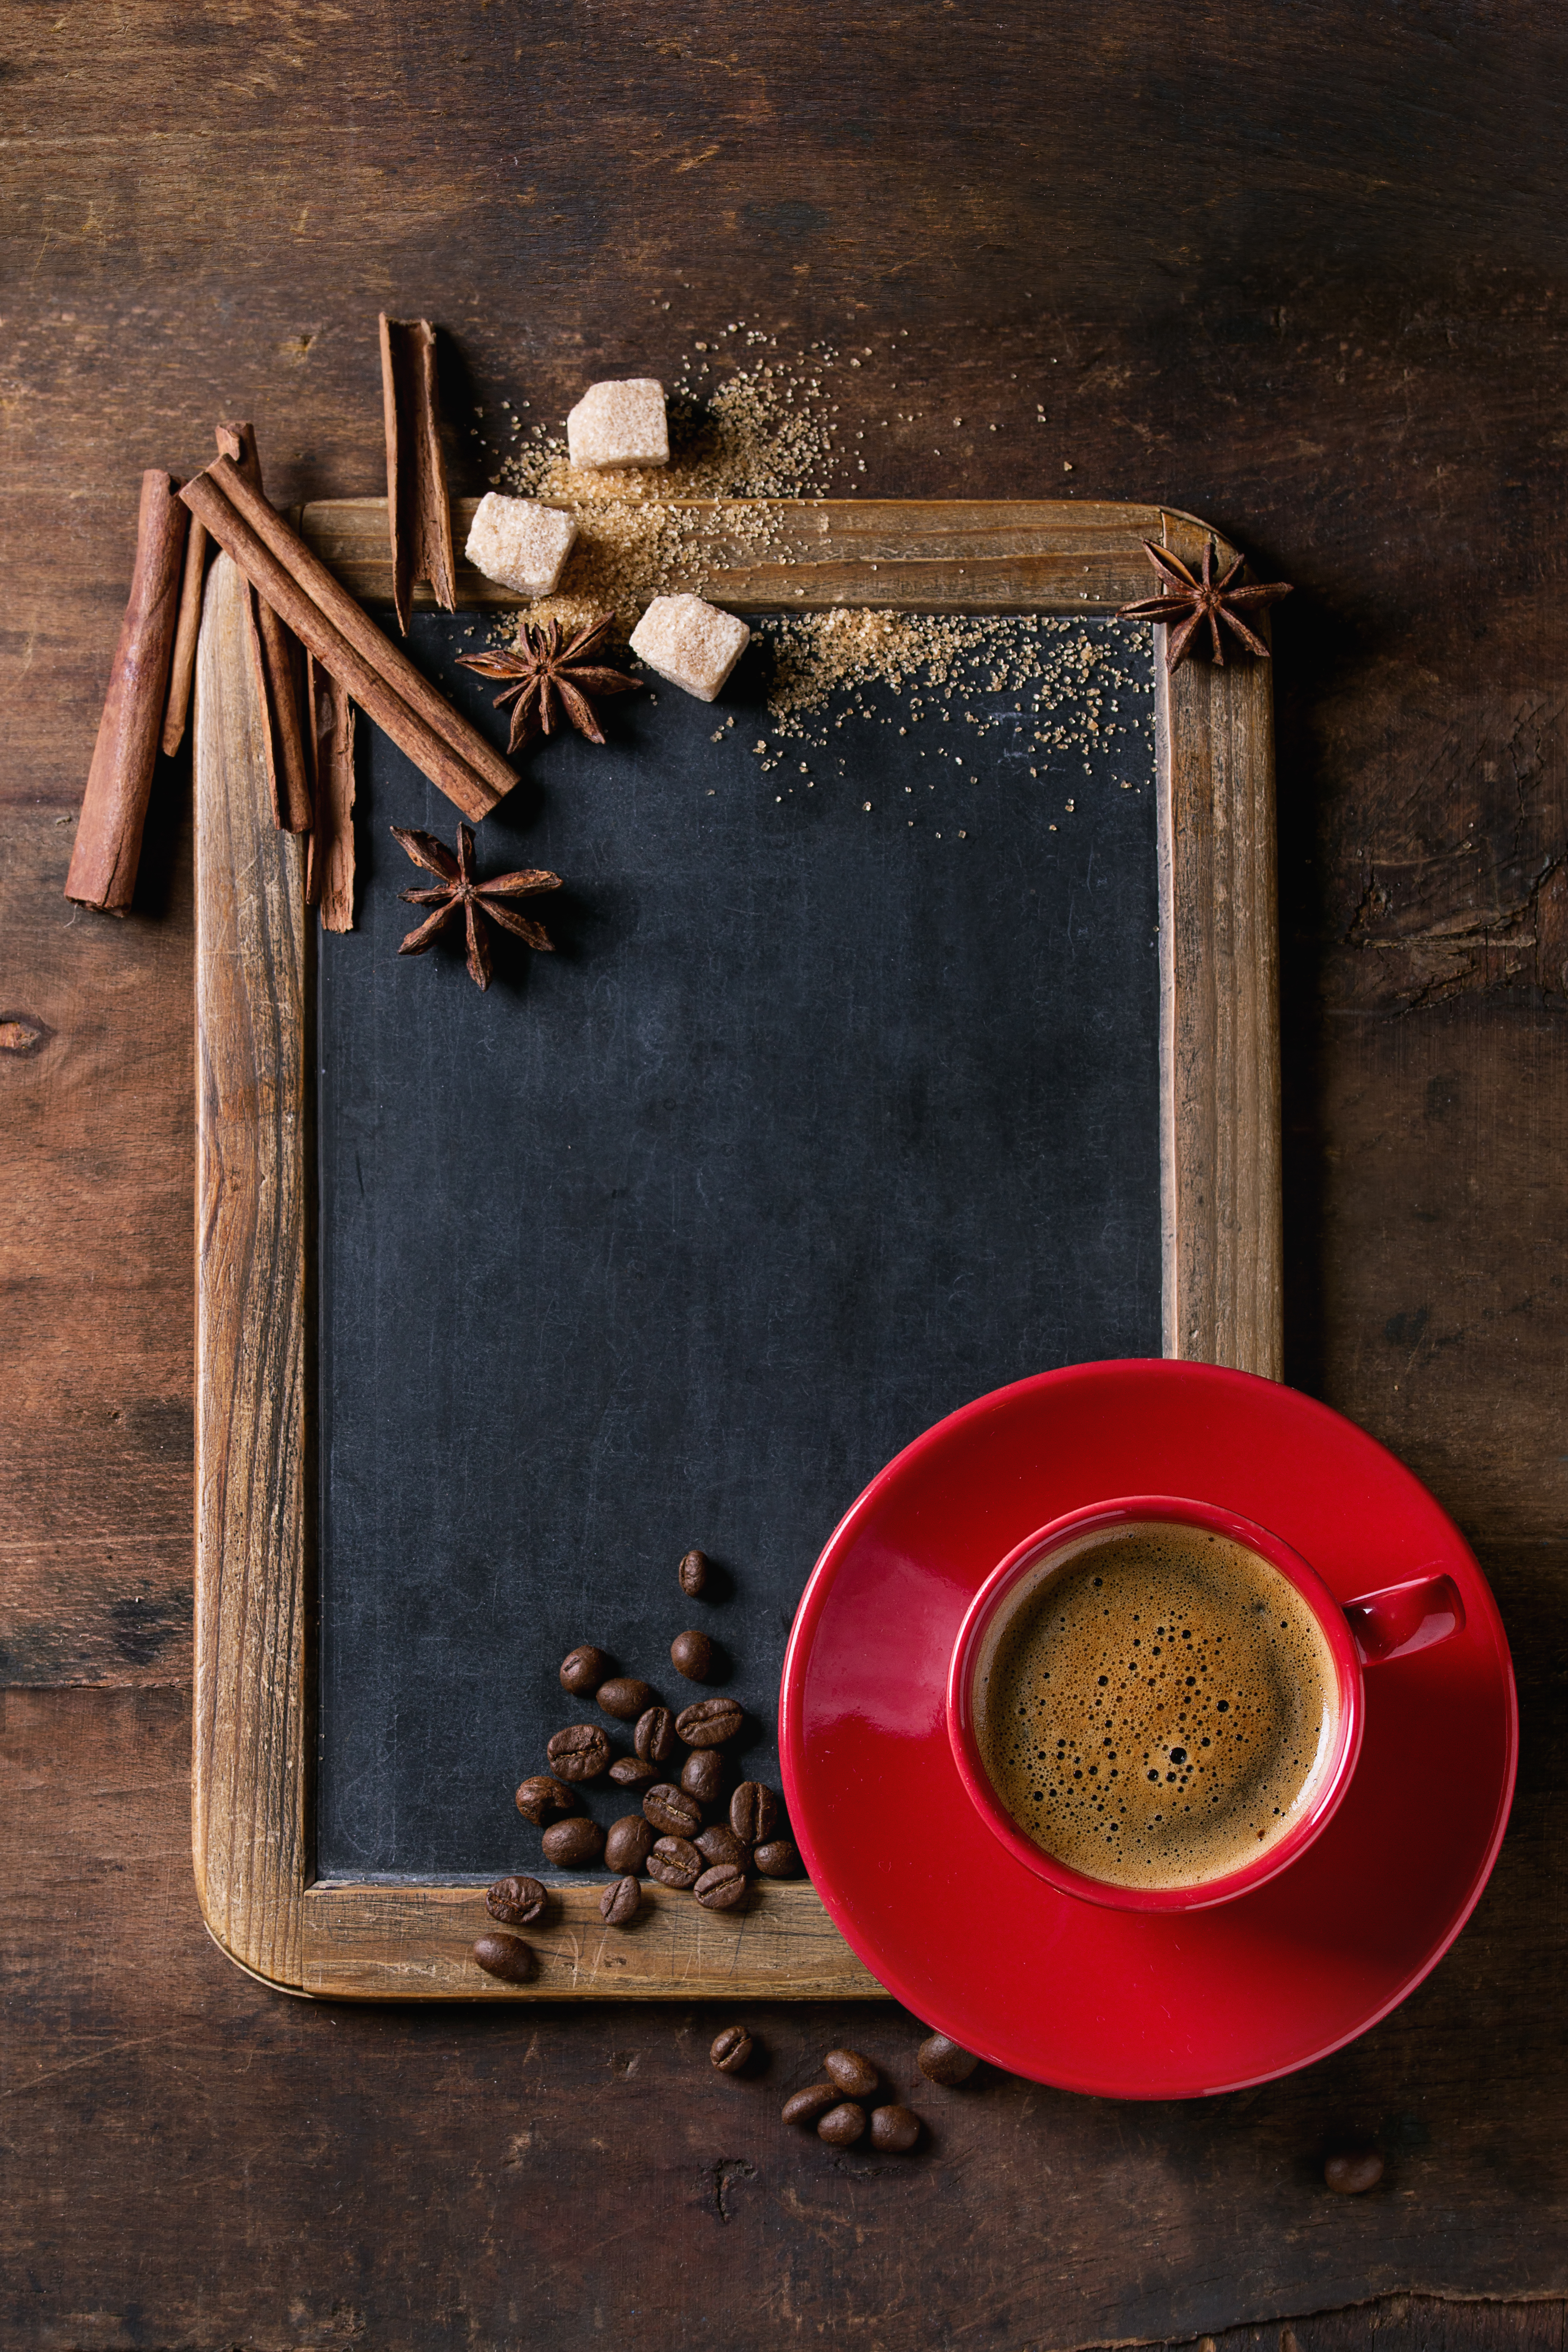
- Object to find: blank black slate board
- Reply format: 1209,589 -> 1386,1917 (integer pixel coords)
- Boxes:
317,614 -> 1161,1879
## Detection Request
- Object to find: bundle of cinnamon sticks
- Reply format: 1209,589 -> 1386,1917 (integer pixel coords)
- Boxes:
66,317 -> 501,928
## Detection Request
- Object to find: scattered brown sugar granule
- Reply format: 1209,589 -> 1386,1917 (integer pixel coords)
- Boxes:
490,337 -> 841,635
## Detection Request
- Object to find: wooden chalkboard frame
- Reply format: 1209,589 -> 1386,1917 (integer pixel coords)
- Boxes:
192,498 -> 1282,1999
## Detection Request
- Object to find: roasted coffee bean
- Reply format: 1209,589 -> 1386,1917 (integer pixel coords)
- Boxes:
604,1814 -> 655,1875
681,1748 -> 725,1803
694,1863 -> 747,1911
485,1875 -> 547,1926
869,2104 -> 921,2153
696,1824 -> 750,1870
643,1783 -> 702,1837
670,1628 -> 714,1681
559,1643 -> 612,1695
515,1773 -> 575,1825
675,1696 -> 743,1748
817,2100 -> 867,2147
823,2047 -> 879,2097
753,1838 -> 801,1879
546,1723 -> 609,1781
679,1547 -> 710,1598
917,2032 -> 979,2086
729,1781 -> 780,1844
600,1875 -> 641,1926
608,1755 -> 657,1786
1325,2151 -> 1385,2195
646,1835 -> 703,1889
781,2083 -> 839,2126
542,1815 -> 606,1867
634,1705 -> 677,1764
710,2024 -> 753,2073
596,1676 -> 655,1721
472,1932 -> 534,1983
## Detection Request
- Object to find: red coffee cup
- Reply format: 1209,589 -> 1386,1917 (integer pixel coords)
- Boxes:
946,1494 -> 1465,1912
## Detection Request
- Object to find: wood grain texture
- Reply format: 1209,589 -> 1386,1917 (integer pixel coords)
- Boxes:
6,0 -> 1568,2340
191,550 -> 311,1987
303,494 -> 1233,613
1161,636 -> 1284,1375
304,1880 -> 881,2000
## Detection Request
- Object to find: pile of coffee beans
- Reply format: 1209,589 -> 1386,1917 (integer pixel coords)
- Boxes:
781,2046 -> 922,2153
474,1548 -> 803,1980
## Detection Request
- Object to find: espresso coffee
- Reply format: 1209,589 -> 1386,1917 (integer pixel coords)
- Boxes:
975,1522 -> 1339,1890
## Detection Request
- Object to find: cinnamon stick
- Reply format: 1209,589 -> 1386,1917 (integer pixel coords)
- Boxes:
179,454 -> 513,821
214,422 -> 313,833
65,470 -> 189,914
304,652 -> 357,931
379,315 -> 457,634
160,514 -> 210,756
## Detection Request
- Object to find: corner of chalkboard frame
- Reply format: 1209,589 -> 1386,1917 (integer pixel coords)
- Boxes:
192,500 -> 1282,1999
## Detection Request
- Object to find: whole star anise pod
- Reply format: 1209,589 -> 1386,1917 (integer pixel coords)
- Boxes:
1117,538 -> 1292,670
456,615 -> 640,752
391,822 -> 562,993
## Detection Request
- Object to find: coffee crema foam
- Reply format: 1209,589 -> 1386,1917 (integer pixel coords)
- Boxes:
975,1525 -> 1339,1890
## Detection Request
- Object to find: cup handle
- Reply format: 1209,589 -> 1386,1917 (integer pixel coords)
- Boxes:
1343,1571 -> 1466,1666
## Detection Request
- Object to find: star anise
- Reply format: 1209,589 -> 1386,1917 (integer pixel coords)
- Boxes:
391,822 -> 562,993
456,615 -> 640,752
1117,539 -> 1292,671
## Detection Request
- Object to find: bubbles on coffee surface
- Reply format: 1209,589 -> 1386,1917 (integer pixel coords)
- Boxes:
976,1526 -> 1338,1890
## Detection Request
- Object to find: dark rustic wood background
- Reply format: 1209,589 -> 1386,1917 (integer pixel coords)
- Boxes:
4,5 -> 1565,2346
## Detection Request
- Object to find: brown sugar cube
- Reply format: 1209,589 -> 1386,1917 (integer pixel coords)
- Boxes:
566,378 -> 669,471
466,494 -> 578,596
629,594 -> 750,703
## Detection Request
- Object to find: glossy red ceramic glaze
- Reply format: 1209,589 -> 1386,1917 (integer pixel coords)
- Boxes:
945,1496 -> 1366,1912
779,1360 -> 1517,2098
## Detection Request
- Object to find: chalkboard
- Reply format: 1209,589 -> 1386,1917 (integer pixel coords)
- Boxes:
192,500 -> 1283,1998
316,612 -> 1162,1880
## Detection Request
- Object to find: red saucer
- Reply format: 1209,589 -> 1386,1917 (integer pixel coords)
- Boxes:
780,1361 -> 1517,2097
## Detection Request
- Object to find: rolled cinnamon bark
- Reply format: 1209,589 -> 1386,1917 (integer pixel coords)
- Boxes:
160,514 -> 209,757
304,652 -> 357,931
380,315 -> 456,635
214,423 -> 313,833
65,470 -> 190,914
180,455 -> 513,821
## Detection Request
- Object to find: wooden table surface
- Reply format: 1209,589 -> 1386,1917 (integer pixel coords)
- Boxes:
4,6 -> 1565,2346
